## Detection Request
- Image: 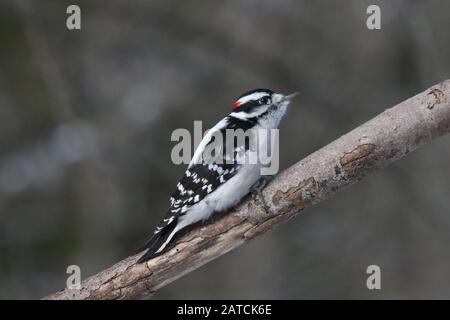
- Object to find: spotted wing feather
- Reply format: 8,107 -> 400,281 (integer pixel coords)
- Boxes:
138,116 -> 251,261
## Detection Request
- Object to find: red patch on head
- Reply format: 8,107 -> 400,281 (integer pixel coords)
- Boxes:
232,101 -> 241,110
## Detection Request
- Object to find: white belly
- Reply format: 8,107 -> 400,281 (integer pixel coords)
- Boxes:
177,122 -> 277,228
178,164 -> 260,227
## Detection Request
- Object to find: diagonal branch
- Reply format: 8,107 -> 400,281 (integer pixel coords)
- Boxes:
45,80 -> 450,300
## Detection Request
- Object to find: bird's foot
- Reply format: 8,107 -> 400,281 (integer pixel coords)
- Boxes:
251,176 -> 274,215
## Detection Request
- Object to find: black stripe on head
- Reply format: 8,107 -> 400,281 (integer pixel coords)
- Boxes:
232,88 -> 274,113
237,88 -> 274,100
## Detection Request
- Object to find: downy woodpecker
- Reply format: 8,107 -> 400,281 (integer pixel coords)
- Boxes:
137,89 -> 297,262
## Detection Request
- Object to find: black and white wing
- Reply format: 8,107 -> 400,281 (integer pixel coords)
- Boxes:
137,116 -> 249,261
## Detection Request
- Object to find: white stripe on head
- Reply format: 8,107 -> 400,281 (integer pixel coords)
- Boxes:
236,92 -> 270,105
230,106 -> 269,120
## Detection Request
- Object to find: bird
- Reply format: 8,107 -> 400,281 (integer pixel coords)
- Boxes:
137,89 -> 298,263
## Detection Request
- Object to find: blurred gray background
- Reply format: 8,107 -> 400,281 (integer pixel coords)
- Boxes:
0,0 -> 449,299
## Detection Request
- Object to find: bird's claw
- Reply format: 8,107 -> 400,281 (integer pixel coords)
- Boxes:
250,176 -> 274,214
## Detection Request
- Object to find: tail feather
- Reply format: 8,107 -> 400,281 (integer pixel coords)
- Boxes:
137,219 -> 179,263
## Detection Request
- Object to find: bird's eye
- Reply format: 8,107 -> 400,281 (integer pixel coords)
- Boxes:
258,97 -> 271,105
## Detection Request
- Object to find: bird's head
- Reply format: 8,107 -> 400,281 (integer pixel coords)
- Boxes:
230,89 -> 298,124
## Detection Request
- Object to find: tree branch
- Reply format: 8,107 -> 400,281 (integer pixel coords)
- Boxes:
45,80 -> 450,300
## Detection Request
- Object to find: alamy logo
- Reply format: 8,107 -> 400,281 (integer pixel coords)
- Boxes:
66,265 -> 81,289
366,265 -> 381,290
366,5 -> 381,30
171,121 -> 280,175
66,5 -> 81,30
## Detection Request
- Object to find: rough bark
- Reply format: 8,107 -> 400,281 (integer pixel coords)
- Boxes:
45,80 -> 450,300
